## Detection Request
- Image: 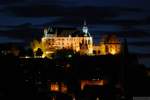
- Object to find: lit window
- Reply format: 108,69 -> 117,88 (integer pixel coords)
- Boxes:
50,83 -> 59,92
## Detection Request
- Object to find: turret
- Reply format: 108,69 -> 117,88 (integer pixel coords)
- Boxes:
82,20 -> 88,36
44,28 -> 48,36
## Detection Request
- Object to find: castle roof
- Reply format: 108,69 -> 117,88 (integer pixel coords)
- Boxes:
46,27 -> 91,37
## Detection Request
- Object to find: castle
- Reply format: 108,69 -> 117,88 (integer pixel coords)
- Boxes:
41,21 -> 93,56
37,21 -> 121,57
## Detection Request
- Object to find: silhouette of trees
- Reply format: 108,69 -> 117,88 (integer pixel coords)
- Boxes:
26,48 -> 34,57
52,48 -> 78,59
36,48 -> 43,57
19,47 -> 26,57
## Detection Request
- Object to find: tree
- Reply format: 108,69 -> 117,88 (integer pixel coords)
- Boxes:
52,48 -> 78,59
35,48 -> 43,57
26,48 -> 34,57
19,47 -> 26,57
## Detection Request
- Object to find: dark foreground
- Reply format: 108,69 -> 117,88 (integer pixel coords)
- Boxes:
0,54 -> 149,100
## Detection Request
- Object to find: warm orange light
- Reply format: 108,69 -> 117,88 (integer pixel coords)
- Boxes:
49,81 -> 68,93
110,48 -> 117,55
99,44 -> 106,55
60,83 -> 67,93
41,35 -> 93,55
31,40 -> 41,52
96,97 -> 100,100
50,83 -> 59,92
80,80 -> 104,90
98,35 -> 121,55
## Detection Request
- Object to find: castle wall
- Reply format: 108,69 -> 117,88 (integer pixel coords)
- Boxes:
41,36 -> 93,55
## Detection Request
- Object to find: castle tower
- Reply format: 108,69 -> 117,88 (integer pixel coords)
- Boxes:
44,26 -> 54,37
44,28 -> 48,36
81,20 -> 93,54
49,27 -> 53,33
82,20 -> 88,36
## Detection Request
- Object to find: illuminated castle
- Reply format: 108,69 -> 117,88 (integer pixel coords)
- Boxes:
41,21 -> 93,55
31,21 -> 122,57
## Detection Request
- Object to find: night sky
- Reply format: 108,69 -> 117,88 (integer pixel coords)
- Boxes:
0,0 -> 150,67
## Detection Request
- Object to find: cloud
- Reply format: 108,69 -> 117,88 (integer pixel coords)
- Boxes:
3,5 -> 143,17
0,0 -> 25,5
0,0 -> 65,6
48,16 -> 150,28
0,23 -> 43,41
50,18 -> 140,25
2,4 -> 148,27
3,5 -> 65,17
0,36 -> 23,43
0,3 -> 150,40
128,42 -> 150,47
